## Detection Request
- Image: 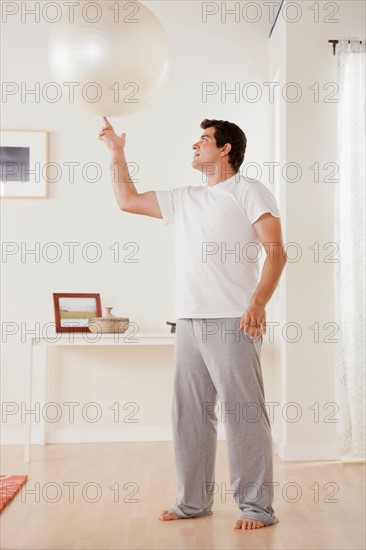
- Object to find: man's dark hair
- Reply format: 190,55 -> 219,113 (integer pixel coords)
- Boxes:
200,119 -> 247,173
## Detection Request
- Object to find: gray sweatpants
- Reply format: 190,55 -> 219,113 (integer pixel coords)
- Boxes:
170,317 -> 279,526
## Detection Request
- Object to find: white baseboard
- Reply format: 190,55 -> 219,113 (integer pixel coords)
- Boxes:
48,426 -> 174,443
2,427 -> 340,461
1,425 -> 228,445
0,429 -> 24,445
273,429 -> 339,461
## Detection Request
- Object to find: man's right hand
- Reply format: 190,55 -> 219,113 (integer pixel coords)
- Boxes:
98,116 -> 126,154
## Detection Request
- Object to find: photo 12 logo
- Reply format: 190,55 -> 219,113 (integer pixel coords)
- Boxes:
201,2 -> 340,25
1,2 -> 141,24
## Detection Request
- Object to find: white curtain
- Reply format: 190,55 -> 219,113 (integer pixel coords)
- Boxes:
334,37 -> 366,459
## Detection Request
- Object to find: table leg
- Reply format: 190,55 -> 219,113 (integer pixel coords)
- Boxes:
24,338 -> 33,463
39,345 -> 47,446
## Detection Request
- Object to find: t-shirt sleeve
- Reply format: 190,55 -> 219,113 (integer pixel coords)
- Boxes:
243,181 -> 281,224
155,189 -> 176,225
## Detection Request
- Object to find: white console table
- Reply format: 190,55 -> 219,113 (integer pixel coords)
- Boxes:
25,331 -> 176,463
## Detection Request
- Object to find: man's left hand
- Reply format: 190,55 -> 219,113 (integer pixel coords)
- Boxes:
239,303 -> 266,339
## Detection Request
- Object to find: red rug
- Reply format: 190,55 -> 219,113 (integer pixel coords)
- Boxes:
0,475 -> 28,512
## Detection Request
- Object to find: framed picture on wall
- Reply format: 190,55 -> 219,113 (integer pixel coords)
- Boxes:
53,293 -> 102,333
0,130 -> 48,198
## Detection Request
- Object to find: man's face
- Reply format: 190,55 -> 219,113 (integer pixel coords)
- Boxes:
192,126 -> 222,172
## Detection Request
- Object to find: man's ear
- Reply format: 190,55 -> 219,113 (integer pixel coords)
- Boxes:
221,143 -> 232,156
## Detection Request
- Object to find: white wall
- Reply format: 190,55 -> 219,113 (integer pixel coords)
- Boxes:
1,1 -> 275,445
269,0 -> 365,459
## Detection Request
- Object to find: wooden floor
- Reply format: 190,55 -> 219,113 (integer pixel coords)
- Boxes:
0,441 -> 365,550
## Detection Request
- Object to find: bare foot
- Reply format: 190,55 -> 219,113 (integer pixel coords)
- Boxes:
234,518 -> 265,530
159,509 -> 182,521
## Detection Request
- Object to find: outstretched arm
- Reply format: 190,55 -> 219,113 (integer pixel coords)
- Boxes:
98,116 -> 162,218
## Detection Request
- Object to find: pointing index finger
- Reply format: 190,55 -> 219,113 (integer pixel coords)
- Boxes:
103,116 -> 111,128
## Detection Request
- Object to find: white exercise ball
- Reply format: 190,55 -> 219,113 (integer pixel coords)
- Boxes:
48,0 -> 171,116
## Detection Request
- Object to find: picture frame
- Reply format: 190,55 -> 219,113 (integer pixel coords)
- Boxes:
0,130 -> 48,198
53,293 -> 102,333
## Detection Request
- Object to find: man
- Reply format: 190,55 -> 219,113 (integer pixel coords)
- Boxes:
99,116 -> 287,530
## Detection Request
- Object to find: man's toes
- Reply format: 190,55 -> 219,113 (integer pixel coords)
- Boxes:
234,519 -> 265,530
253,521 -> 265,529
234,519 -> 250,529
159,509 -> 180,521
234,520 -> 242,529
245,520 -> 264,529
243,520 -> 253,530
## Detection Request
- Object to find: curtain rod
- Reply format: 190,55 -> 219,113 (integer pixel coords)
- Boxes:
329,39 -> 364,56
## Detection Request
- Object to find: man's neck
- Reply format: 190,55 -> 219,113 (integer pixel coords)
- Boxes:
206,167 -> 236,187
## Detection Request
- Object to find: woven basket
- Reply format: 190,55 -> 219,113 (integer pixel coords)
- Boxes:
88,307 -> 129,334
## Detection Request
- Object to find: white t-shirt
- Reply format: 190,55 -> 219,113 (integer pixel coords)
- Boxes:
155,173 -> 281,319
